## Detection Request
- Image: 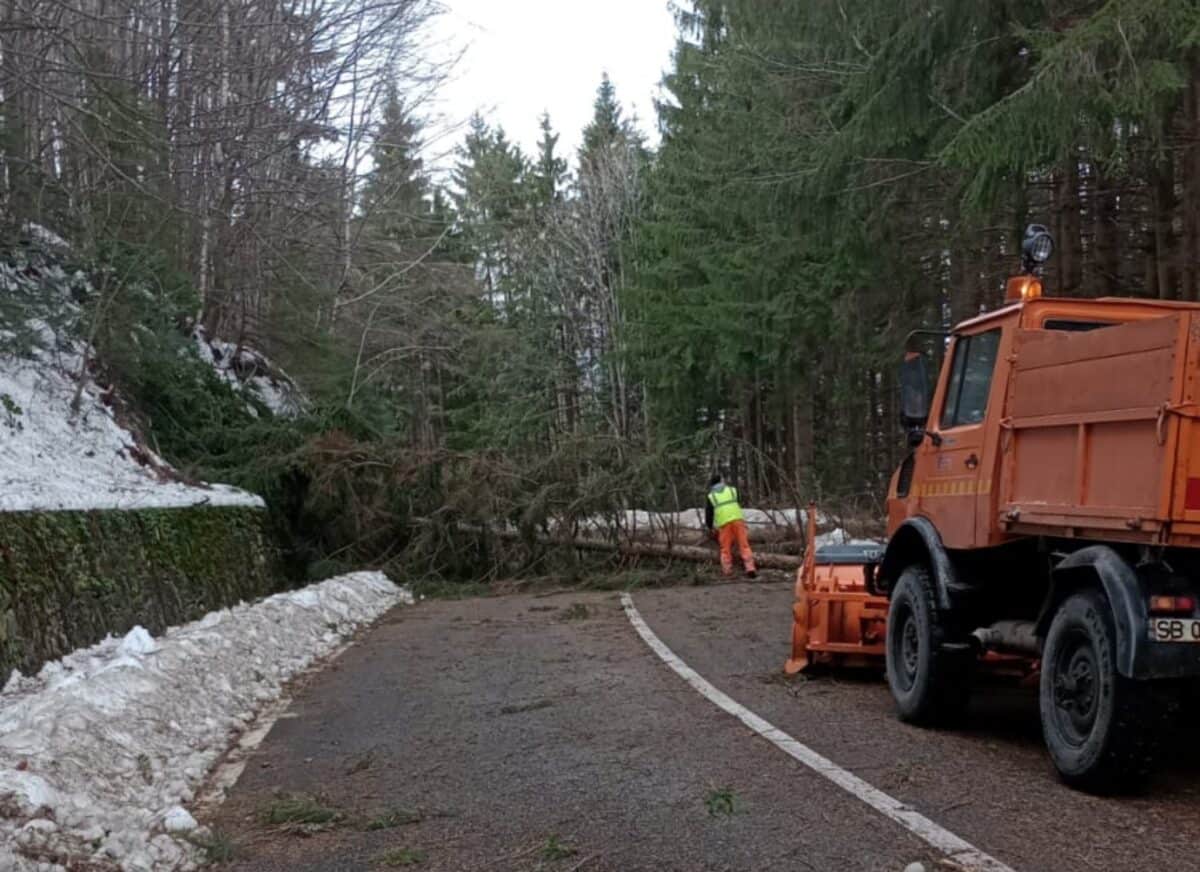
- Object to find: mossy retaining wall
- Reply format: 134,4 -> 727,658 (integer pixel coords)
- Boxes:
0,505 -> 274,676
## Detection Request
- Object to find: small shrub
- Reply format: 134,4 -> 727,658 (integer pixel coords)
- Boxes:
0,392 -> 23,430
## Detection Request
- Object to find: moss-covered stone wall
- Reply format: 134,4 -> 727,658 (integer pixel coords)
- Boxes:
0,505 -> 274,676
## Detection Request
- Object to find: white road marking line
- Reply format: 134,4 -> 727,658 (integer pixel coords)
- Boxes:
620,593 -> 1017,872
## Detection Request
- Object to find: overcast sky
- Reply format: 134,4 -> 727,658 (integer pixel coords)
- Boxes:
425,1 -> 678,168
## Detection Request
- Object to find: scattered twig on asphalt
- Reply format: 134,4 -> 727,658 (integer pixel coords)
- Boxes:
415,760 -> 445,780
565,853 -> 601,872
937,858 -> 975,872
504,841 -> 545,861
937,798 -> 974,814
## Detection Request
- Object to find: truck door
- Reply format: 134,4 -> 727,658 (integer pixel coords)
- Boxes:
918,328 -> 1002,548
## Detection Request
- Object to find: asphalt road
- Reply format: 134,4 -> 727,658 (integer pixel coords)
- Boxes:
206,580 -> 1200,871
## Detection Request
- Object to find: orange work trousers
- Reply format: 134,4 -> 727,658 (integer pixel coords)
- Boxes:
717,519 -> 756,576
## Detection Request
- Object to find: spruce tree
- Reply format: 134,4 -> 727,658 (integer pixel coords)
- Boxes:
530,113 -> 568,209
360,86 -> 429,239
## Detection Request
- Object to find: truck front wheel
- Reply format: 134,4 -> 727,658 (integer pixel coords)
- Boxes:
1040,590 -> 1159,792
885,565 -> 972,724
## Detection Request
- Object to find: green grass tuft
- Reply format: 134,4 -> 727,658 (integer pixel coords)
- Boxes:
258,793 -> 341,828
541,834 -> 577,861
376,847 -> 426,866
186,829 -> 238,864
704,787 -> 737,817
365,808 -> 424,831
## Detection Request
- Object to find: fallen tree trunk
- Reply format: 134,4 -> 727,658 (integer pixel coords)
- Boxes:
556,535 -> 802,570
419,519 -> 803,570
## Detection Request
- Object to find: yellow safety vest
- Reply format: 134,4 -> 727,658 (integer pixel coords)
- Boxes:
708,485 -> 744,528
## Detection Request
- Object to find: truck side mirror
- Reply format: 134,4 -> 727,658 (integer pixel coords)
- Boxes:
899,352 -> 931,428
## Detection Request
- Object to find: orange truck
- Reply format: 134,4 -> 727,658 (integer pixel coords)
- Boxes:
789,225 -> 1200,792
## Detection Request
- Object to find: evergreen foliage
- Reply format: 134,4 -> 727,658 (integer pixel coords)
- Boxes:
8,2 -> 1200,584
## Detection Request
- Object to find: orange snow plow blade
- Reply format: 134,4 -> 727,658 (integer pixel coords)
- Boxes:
784,505 -> 888,673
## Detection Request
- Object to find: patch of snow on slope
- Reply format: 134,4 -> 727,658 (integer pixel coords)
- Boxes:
0,572 -> 411,871
193,327 -> 306,418
0,352 -> 262,511
23,223 -> 71,252
1,247 -> 262,511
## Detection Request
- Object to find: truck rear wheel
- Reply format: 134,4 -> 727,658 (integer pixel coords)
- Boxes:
885,565 -> 972,724
1040,590 -> 1160,793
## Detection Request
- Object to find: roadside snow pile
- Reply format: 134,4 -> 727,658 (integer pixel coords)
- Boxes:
0,571 -> 410,871
193,327 -> 306,418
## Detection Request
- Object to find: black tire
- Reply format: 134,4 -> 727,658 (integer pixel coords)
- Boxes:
885,565 -> 973,724
1039,589 -> 1162,793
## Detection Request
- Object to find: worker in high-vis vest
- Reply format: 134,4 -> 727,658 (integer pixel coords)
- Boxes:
705,474 -> 757,578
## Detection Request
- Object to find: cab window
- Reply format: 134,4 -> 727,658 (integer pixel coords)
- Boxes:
1043,319 -> 1114,332
939,329 -> 1000,429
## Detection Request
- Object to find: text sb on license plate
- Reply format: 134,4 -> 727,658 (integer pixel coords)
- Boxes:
1149,618 -> 1200,642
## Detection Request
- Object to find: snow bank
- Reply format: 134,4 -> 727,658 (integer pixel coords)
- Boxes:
0,353 -> 262,511
0,571 -> 410,871
193,327 -> 306,419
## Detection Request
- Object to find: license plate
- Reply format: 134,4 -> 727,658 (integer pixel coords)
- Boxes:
1149,618 -> 1200,642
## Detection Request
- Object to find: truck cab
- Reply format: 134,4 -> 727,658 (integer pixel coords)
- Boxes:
877,259 -> 1200,792
889,293 -> 1200,549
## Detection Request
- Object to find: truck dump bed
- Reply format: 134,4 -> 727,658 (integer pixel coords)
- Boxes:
1000,311 -> 1200,545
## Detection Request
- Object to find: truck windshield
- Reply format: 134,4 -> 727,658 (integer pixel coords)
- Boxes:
939,329 -> 1001,428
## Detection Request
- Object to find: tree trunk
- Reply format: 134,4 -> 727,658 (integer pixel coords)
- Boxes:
435,522 -> 805,570
1183,62 -> 1200,302
1151,155 -> 1176,299
1056,158 -> 1083,294
1093,164 -> 1121,296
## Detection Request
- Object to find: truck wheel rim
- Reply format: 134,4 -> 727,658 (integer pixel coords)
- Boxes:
893,606 -> 920,691
1051,629 -> 1099,746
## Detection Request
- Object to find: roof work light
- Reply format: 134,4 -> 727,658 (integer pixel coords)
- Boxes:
1004,224 -> 1054,302
1021,224 -> 1054,272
